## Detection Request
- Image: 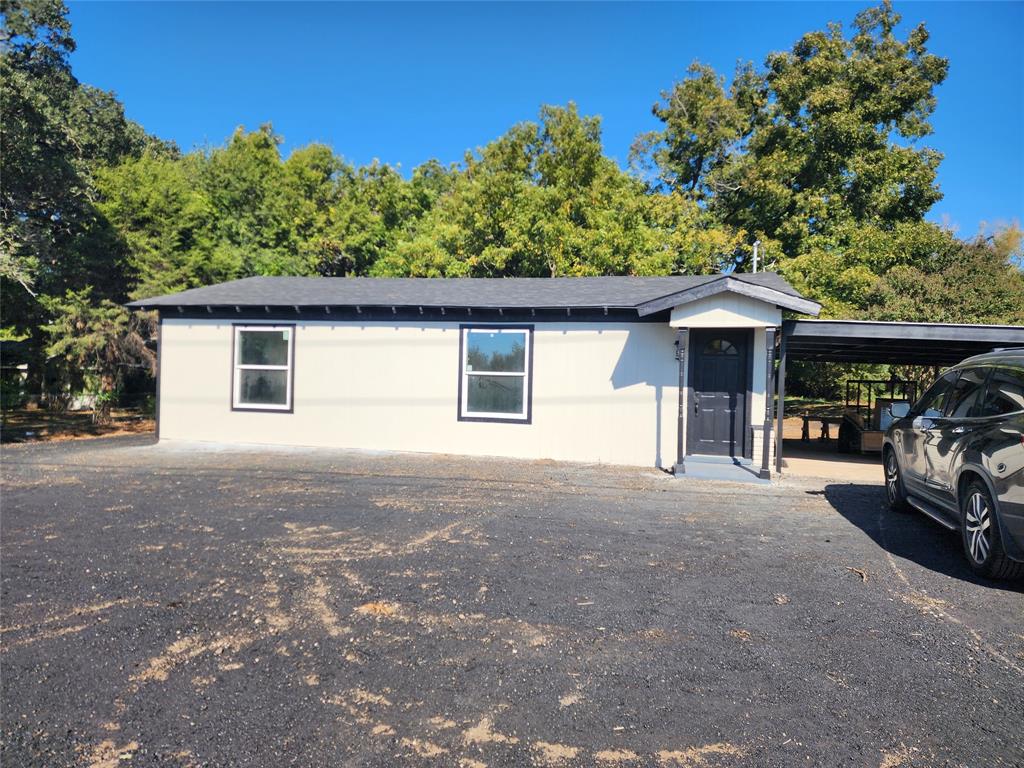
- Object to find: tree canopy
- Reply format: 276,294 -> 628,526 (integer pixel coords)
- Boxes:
1,0 -> 1021,412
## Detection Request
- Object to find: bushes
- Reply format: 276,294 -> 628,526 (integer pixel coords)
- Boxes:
0,377 -> 29,411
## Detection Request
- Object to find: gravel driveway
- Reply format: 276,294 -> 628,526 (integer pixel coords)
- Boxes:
2,437 -> 1022,767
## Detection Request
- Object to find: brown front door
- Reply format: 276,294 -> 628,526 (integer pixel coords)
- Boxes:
687,329 -> 750,458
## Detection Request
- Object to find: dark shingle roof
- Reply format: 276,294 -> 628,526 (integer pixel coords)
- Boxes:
128,272 -> 815,314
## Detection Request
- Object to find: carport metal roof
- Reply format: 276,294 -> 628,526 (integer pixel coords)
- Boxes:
773,318 -> 1024,475
782,319 -> 1024,366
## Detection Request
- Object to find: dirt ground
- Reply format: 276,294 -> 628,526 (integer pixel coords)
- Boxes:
2,437 -> 1022,767
0,409 -> 155,444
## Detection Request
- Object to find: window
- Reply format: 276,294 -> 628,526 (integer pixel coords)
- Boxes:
233,325 -> 294,411
945,368 -> 989,418
704,338 -> 737,355
981,366 -> 1024,416
459,326 -> 532,422
913,371 -> 957,418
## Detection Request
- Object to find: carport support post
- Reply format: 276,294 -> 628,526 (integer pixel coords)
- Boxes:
775,331 -> 787,475
672,328 -> 689,475
760,327 -> 776,480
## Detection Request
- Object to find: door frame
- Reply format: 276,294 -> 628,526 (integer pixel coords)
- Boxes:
685,327 -> 755,460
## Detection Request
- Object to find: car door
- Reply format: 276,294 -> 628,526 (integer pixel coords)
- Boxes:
979,366 -> 1024,546
920,367 -> 990,510
900,371 -> 958,492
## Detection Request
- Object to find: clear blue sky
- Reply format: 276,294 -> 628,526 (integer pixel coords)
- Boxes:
68,1 -> 1023,237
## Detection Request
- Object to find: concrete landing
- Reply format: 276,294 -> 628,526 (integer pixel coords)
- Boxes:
675,455 -> 770,485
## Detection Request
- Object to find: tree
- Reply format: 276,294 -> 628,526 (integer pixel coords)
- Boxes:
197,124 -> 300,276
866,225 -> 1024,325
40,288 -> 155,421
1,0 -> 159,404
94,148 -> 215,299
1,0 -> 148,304
316,159 -> 446,277
373,103 -> 735,278
0,0 -> 79,299
635,1 -> 949,287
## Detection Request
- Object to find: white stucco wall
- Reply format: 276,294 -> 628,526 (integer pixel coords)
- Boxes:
159,319 -> 680,468
670,293 -> 782,329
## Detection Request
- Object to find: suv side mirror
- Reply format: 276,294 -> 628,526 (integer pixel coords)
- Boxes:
889,402 -> 911,419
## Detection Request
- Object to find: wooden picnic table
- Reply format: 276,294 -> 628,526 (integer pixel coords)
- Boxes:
800,413 -> 845,441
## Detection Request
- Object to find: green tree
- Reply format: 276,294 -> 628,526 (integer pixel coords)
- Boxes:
40,288 -> 155,421
197,124 -> 300,277
1,0 -> 79,299
1,0 -> 154,403
316,159 -> 447,277
866,225 -> 1024,325
94,148 -> 217,299
636,1 -> 949,289
374,103 -> 734,278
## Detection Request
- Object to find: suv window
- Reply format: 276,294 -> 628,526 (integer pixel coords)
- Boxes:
914,371 -> 958,418
945,368 -> 989,418
981,366 -> 1024,416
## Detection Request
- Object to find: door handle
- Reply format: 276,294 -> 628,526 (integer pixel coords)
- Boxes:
693,393 -> 700,414
951,425 -> 968,435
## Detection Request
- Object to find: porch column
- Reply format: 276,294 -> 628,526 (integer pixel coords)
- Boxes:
672,328 -> 689,475
775,331 -> 787,475
759,326 -> 777,479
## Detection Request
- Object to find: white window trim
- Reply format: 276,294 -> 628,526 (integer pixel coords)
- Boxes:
460,326 -> 532,422
232,324 -> 294,412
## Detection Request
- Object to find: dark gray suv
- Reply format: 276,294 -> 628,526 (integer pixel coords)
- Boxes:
882,349 -> 1024,579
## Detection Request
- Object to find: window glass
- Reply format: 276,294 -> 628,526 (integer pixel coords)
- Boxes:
981,366 -> 1024,416
704,339 -> 737,355
945,368 -> 988,418
467,375 -> 525,414
466,331 -> 526,372
460,327 -> 531,420
239,329 -> 290,366
239,370 -> 289,405
914,371 -> 957,418
234,326 -> 293,410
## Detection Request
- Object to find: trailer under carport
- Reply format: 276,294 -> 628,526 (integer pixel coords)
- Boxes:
773,320 -> 1024,475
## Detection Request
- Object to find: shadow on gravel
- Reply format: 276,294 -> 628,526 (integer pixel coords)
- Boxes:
822,483 -> 1024,593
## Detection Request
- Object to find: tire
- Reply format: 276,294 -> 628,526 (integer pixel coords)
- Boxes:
883,449 -> 909,513
960,480 -> 1024,580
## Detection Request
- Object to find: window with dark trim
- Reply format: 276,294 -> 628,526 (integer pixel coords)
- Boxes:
232,325 -> 294,411
459,325 -> 533,423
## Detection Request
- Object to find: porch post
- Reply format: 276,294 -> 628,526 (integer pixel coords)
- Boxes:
760,326 -> 776,479
672,328 -> 689,475
775,331 -> 787,475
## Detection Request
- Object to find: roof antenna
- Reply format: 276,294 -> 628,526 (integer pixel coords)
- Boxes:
752,240 -> 761,273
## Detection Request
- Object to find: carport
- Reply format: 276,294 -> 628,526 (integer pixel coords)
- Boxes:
772,320 -> 1024,475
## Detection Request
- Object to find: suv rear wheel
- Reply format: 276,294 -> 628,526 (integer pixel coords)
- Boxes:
883,449 -> 909,512
961,480 -> 1024,580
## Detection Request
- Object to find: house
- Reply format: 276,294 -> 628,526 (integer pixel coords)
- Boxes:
127,273 -> 821,477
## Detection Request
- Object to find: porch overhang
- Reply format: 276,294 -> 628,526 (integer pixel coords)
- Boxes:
637,276 -> 821,318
